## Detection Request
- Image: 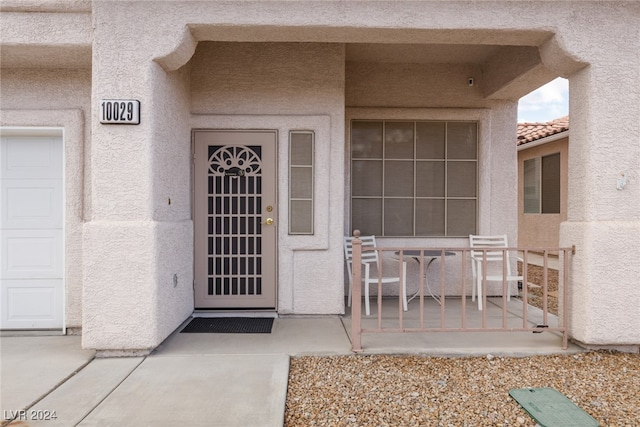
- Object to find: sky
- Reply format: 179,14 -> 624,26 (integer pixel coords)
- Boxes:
517,77 -> 568,123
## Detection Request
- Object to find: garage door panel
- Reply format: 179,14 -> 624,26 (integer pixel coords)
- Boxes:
1,134 -> 63,330
1,279 -> 63,329
1,230 -> 63,279
2,180 -> 63,229
1,136 -> 62,180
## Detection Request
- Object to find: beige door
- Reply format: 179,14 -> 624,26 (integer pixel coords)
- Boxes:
193,130 -> 277,309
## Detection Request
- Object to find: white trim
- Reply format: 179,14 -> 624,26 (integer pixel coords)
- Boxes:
517,130 -> 569,152
1,109 -> 85,331
61,129 -> 66,333
0,127 -> 63,137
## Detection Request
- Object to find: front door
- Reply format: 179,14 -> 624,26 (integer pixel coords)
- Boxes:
193,130 -> 277,309
1,133 -> 64,329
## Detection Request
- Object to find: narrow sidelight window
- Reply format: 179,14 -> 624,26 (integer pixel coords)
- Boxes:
289,131 -> 314,234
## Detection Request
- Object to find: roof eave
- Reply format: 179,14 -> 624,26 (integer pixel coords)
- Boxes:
517,130 -> 569,151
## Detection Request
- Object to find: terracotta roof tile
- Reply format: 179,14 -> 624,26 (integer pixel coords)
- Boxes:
517,116 -> 569,146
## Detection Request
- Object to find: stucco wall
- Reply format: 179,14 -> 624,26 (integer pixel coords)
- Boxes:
190,42 -> 346,315
82,5 -> 196,350
518,137 -> 569,249
0,69 -> 91,329
346,63 -> 486,108
148,63 -> 195,344
561,64 -> 640,347
3,0 -> 639,350
191,42 -> 345,116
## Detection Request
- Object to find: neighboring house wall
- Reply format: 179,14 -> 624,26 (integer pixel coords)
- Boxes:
518,136 -> 569,250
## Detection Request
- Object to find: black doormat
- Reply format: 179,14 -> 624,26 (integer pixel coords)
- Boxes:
181,317 -> 274,334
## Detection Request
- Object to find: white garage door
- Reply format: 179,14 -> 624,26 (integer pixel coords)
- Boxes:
1,134 -> 64,330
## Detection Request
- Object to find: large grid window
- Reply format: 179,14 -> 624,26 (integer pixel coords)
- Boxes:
351,120 -> 477,237
524,152 -> 560,214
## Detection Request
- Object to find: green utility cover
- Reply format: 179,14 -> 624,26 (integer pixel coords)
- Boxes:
509,388 -> 599,427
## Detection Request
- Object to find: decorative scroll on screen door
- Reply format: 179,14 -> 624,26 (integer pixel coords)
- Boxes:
207,145 -> 263,297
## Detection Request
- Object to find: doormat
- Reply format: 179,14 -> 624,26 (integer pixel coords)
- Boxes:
509,388 -> 599,427
181,317 -> 274,334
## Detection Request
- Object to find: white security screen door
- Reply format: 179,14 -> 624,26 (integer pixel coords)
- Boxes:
193,130 -> 277,309
1,134 -> 64,329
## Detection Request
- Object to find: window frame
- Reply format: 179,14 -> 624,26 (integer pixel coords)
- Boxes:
349,119 -> 478,237
523,152 -> 561,215
288,130 -> 315,235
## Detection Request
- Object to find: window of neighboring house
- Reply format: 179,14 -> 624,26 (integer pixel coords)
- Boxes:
350,120 -> 477,237
523,152 -> 561,214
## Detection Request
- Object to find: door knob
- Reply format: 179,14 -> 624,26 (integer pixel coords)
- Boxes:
261,218 -> 274,225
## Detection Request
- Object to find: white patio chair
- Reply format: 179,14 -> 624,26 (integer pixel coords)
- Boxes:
469,234 -> 523,310
344,235 -> 408,316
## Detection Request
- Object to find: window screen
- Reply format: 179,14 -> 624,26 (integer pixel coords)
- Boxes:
351,120 -> 477,237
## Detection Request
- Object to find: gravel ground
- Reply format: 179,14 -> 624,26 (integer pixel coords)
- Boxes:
285,352 -> 640,426
517,263 -> 559,316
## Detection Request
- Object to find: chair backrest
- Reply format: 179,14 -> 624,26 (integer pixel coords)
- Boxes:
469,234 -> 513,274
344,235 -> 380,276
469,234 -> 508,257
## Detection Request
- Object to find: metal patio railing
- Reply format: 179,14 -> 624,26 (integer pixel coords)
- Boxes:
348,230 -> 575,352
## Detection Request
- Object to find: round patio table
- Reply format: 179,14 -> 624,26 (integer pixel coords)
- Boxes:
395,250 -> 455,305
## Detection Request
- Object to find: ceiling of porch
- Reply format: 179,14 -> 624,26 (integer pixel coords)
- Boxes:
346,43 -> 557,100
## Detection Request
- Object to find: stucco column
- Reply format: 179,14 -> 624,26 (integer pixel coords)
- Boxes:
83,2 -> 193,353
560,63 -> 640,348
485,101 -> 519,243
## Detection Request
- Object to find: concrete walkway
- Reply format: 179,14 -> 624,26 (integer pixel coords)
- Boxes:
0,317 -> 351,427
1,312 -> 581,427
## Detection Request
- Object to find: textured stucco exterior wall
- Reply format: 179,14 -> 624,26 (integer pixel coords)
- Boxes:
83,221 -> 194,352
3,0 -> 639,349
541,2 -> 640,347
150,64 -> 192,223
0,69 -> 91,329
482,101 -> 519,239
0,8 -> 91,70
518,137 -> 569,249
148,63 -> 195,343
82,3 -> 197,351
346,63 -> 486,108
561,51 -> 640,346
190,43 -> 346,315
191,42 -> 344,116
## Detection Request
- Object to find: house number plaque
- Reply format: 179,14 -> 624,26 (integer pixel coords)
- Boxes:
99,99 -> 140,124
